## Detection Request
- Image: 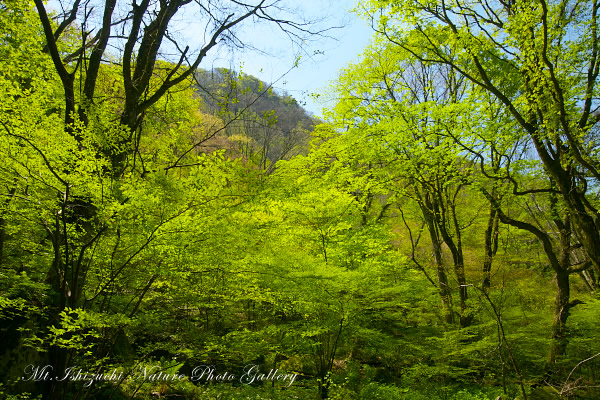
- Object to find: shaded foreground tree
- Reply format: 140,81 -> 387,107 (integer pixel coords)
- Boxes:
35,0 -> 322,171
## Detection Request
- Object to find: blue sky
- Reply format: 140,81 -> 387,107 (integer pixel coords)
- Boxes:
218,0 -> 374,117
200,0 -> 374,116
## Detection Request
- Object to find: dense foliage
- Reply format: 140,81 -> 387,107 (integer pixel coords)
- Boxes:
1,1 -> 599,400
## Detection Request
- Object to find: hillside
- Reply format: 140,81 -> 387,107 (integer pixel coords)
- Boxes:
193,68 -> 317,171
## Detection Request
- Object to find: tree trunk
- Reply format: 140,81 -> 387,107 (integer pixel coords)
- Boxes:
483,204 -> 500,292
449,196 -> 470,327
420,201 -> 453,324
529,134 -> 600,278
494,202 -> 577,366
431,184 -> 470,327
548,268 -> 571,364
548,214 -> 575,365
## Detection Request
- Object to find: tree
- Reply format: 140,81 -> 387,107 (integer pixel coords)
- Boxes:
268,151 -> 405,399
358,0 -> 600,280
318,26 -> 595,379
34,0 -> 320,171
319,40 -> 486,327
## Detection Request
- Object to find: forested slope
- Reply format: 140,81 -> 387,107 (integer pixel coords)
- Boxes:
191,68 -> 316,170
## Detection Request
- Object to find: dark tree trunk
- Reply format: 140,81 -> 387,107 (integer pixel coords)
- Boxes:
419,196 -> 453,324
548,213 -> 575,364
0,184 -> 16,265
483,204 -> 500,292
430,183 -> 470,327
549,268 -> 571,364
495,201 -> 577,365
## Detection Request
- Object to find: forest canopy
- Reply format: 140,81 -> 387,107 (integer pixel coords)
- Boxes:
1,1 -> 600,400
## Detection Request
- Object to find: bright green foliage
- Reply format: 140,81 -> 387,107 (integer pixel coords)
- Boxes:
2,1 -> 600,400
309,2 -> 600,397
357,0 -> 600,285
